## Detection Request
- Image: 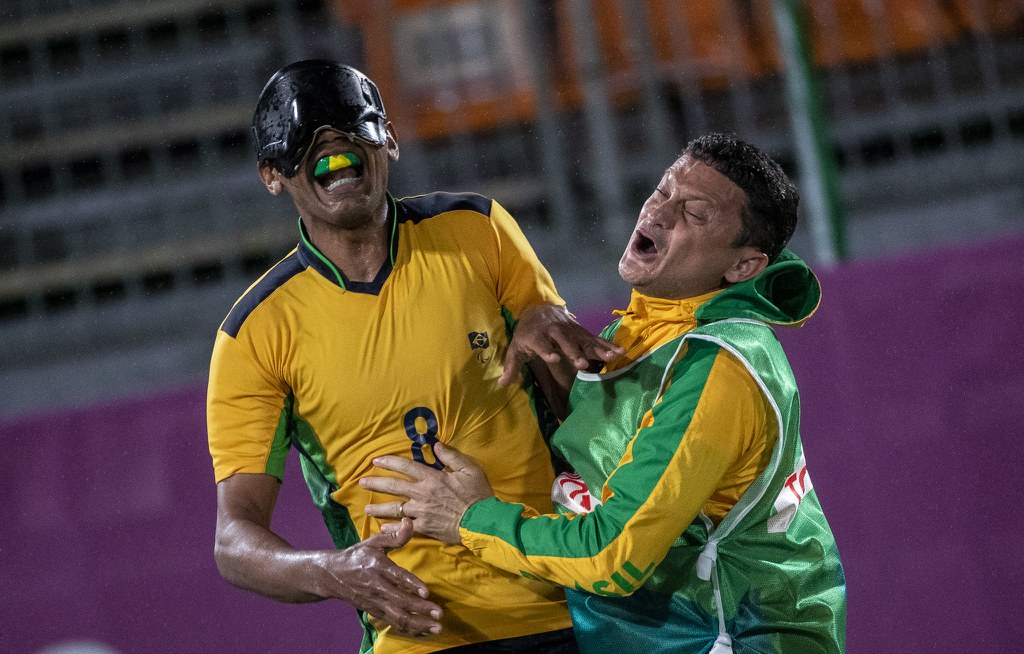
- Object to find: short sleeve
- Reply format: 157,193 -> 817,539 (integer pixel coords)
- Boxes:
487,199 -> 564,317
207,329 -> 292,483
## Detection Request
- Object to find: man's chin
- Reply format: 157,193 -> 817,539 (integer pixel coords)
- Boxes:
321,190 -> 387,227
618,258 -> 653,287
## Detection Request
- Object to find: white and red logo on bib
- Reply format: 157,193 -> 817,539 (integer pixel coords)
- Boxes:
552,472 -> 601,514
767,456 -> 813,533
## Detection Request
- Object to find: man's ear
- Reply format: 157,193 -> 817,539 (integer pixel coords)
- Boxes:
724,249 -> 769,284
385,122 -> 400,162
258,164 -> 284,195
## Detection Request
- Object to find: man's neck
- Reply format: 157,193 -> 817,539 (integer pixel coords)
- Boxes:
302,199 -> 391,283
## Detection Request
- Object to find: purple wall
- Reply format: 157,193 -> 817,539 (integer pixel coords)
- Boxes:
0,385 -> 363,654
3,236 -> 1023,653
779,237 -> 1024,650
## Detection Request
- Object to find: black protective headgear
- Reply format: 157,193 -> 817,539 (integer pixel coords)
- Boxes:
252,60 -> 388,177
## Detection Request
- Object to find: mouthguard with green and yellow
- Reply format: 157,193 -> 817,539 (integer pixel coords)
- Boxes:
313,153 -> 362,178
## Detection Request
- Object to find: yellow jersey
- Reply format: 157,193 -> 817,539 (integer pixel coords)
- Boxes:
207,192 -> 571,653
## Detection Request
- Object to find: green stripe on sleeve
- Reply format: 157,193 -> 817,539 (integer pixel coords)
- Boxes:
264,397 -> 293,480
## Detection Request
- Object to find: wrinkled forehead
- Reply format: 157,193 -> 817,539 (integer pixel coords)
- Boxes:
662,156 -> 747,209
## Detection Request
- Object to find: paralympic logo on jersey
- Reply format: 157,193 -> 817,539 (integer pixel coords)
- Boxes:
468,331 -> 493,364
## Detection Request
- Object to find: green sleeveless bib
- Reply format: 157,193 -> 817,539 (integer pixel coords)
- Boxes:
552,318 -> 846,654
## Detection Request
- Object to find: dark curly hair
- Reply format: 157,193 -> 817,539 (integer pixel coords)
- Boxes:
683,133 -> 798,262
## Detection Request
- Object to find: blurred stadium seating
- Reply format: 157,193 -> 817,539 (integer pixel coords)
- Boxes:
1,0 -> 1022,417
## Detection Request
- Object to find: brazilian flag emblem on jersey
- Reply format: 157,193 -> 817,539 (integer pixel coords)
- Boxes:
468,331 -> 490,350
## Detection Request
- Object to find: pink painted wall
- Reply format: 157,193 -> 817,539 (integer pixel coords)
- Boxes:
3,236 -> 1023,653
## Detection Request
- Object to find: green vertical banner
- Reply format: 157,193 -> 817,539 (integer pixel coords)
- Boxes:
771,0 -> 848,264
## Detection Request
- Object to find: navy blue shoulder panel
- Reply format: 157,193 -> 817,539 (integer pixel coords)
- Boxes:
395,192 -> 492,224
221,252 -> 304,338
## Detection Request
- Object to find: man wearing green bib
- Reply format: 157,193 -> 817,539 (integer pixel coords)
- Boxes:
364,133 -> 847,654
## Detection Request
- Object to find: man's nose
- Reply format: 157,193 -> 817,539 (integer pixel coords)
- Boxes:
641,205 -> 672,231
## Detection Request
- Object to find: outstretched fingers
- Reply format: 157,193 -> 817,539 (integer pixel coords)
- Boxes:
361,445 -> 493,545
547,330 -> 590,370
499,305 -> 626,385
328,530 -> 443,637
588,336 -> 626,363
552,326 -> 624,370
360,521 -> 428,595
371,455 -> 430,479
361,455 -> 441,506
363,574 -> 442,636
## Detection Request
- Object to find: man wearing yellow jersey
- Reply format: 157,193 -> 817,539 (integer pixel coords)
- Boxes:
366,134 -> 847,653
207,60 -> 622,654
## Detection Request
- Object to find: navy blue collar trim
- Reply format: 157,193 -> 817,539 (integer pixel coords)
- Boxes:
295,193 -> 399,296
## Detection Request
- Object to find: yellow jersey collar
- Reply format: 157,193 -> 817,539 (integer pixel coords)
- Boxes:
614,288 -> 724,322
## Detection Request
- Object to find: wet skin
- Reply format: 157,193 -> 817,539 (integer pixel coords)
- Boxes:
258,125 -> 401,282
618,156 -> 767,299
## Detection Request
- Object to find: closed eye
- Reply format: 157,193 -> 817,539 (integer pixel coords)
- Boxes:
683,200 -> 711,224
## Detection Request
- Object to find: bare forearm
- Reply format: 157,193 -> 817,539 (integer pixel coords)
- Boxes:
214,516 -> 329,603
213,474 -> 441,634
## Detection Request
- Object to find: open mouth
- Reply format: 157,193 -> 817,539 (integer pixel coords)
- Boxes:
312,151 -> 364,191
633,231 -> 658,256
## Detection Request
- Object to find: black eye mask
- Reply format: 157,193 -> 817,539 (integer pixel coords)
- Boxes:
251,60 -> 387,178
